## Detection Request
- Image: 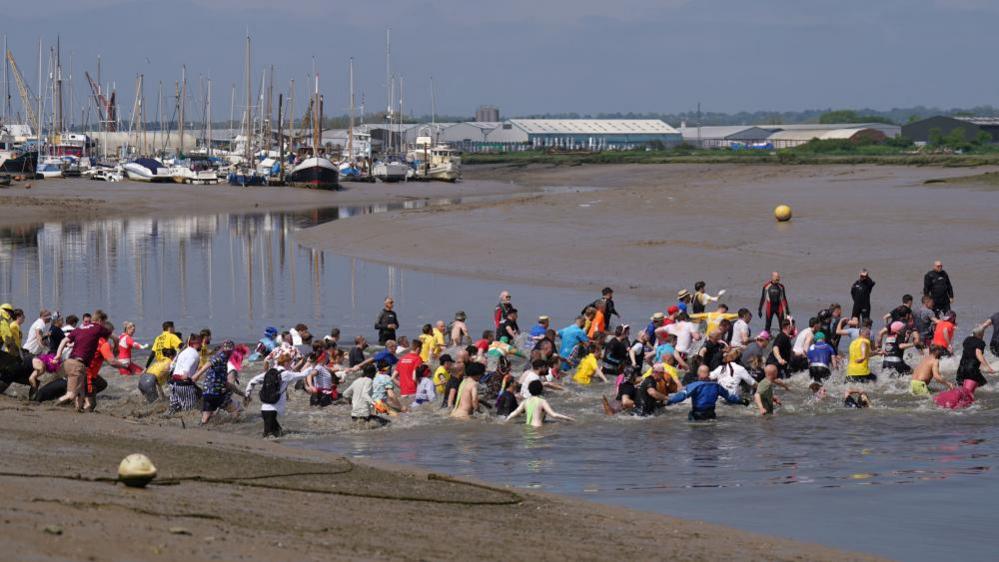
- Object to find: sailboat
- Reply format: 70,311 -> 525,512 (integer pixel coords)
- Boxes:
288,74 -> 338,190
228,34 -> 268,186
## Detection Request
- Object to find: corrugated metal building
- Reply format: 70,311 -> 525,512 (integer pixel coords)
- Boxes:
678,125 -> 774,148
479,119 -> 681,151
766,127 -> 888,149
763,122 -> 901,138
902,116 -> 999,144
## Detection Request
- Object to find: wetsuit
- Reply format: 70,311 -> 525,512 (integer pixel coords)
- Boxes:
667,380 -> 742,420
923,269 -> 954,315
374,309 -> 399,345
881,333 -> 911,375
850,276 -> 876,322
758,281 -> 789,333
956,336 -> 987,387
494,302 -> 514,330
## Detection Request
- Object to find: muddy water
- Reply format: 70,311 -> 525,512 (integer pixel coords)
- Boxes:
2,171 -> 999,561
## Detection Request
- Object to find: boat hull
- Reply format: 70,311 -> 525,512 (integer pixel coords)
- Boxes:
0,151 -> 38,174
288,158 -> 340,190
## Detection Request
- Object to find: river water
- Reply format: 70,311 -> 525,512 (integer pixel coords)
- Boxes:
2,180 -> 998,561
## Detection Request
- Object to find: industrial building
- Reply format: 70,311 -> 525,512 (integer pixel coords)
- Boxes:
901,116 -> 999,144
766,127 -> 888,149
473,119 -> 681,151
678,125 -> 774,148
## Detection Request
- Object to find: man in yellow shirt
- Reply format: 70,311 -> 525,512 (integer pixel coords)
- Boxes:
418,324 -> 438,363
573,343 -> 607,385
433,321 -> 447,350
0,303 -> 15,355
846,326 -> 875,383
149,321 -> 182,367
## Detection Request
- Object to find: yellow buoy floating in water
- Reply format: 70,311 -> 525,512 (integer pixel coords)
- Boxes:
774,204 -> 792,222
118,453 -> 157,488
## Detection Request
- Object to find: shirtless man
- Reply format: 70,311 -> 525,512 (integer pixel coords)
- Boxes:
910,345 -> 954,397
450,362 -> 484,418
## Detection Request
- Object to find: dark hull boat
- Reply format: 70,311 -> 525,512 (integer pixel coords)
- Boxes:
288,157 -> 339,190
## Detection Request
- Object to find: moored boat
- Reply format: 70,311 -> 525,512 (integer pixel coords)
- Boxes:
288,157 -> 339,190
123,158 -> 172,182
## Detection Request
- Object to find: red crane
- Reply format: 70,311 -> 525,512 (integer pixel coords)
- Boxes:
85,71 -> 117,132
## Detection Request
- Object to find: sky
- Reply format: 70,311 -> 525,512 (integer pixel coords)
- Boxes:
3,0 -> 999,123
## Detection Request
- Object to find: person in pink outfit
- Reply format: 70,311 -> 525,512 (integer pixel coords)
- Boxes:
117,321 -> 147,375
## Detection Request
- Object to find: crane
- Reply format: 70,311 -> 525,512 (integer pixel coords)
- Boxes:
5,49 -> 38,135
85,70 -> 117,132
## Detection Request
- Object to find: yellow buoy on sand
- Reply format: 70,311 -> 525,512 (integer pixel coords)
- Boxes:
774,204 -> 792,222
118,453 -> 157,488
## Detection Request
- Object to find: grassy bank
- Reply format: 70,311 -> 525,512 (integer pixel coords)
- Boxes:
464,148 -> 999,167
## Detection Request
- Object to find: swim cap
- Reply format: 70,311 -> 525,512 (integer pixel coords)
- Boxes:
757,330 -> 771,340
265,326 -> 278,337
814,332 -> 826,341
890,321 -> 904,334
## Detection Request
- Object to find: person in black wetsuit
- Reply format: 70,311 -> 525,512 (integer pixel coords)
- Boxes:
923,261 -> 954,315
374,297 -> 399,345
850,269 -> 875,322
758,271 -> 789,333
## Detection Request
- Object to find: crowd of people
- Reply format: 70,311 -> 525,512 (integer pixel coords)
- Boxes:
0,260 -> 996,436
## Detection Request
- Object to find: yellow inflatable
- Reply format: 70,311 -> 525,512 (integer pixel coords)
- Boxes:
774,204 -> 792,222
118,453 -> 157,488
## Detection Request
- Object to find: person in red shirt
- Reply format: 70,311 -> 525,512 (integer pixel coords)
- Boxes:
85,334 -> 124,411
396,339 -> 424,397
932,311 -> 957,355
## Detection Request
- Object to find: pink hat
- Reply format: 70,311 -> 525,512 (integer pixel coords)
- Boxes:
757,331 -> 771,340
890,321 -> 905,334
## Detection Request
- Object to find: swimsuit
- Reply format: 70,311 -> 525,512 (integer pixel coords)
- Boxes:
524,396 -> 541,425
910,380 -> 929,396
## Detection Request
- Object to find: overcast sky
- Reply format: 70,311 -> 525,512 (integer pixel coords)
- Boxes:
4,0 -> 999,121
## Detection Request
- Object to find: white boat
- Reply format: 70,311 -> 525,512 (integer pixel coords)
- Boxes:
408,137 -> 462,182
35,158 -> 65,179
169,156 -> 220,184
372,159 -> 410,182
89,168 -> 124,182
123,158 -> 173,182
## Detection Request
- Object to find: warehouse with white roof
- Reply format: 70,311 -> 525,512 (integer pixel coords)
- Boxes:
479,119 -> 681,151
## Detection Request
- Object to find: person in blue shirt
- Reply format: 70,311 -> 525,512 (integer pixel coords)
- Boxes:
529,316 -> 550,341
667,364 -> 743,420
248,327 -> 279,362
558,317 -> 589,368
806,332 -> 837,382
645,312 -> 665,343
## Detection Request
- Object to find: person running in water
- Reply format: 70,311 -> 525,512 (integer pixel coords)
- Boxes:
505,380 -> 575,427
879,321 -> 915,376
759,271 -> 789,333
850,269 -> 876,322
666,364 -> 743,421
978,313 -> 999,357
923,260 -> 954,315
910,346 -> 953,397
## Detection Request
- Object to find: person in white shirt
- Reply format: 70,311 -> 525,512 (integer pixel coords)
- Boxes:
710,350 -> 757,397
342,364 -> 387,427
23,309 -> 53,357
730,308 -> 753,349
169,336 -> 203,413
791,317 -> 819,373
245,351 -> 311,437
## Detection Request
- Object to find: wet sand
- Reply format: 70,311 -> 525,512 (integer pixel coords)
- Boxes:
296,163 -> 999,321
0,176 -> 530,227
0,402 -> 878,561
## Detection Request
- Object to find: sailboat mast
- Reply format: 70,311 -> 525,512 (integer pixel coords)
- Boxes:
397,75 -> 403,154
244,34 -> 252,165
179,65 -> 186,156
54,36 -> 63,134
36,37 -> 43,142
207,78 -> 212,157
430,75 -> 437,143
312,72 -> 319,159
2,34 -> 7,123
385,27 -> 391,118
155,81 -> 162,153
348,57 -> 354,162
277,93 -> 284,182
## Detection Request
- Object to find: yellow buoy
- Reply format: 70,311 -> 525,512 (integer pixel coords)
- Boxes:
118,453 -> 157,488
774,204 -> 792,222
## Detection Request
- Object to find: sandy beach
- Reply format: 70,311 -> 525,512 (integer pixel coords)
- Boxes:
0,401 -> 879,561
296,163 -> 999,319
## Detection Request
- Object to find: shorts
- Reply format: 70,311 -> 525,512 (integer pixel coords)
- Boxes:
808,366 -> 831,382
310,393 -> 335,407
63,358 -> 86,396
689,408 -> 717,421
202,393 -> 230,413
957,370 -> 987,387
882,359 -> 911,376
910,380 -> 929,397
846,374 -> 877,384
